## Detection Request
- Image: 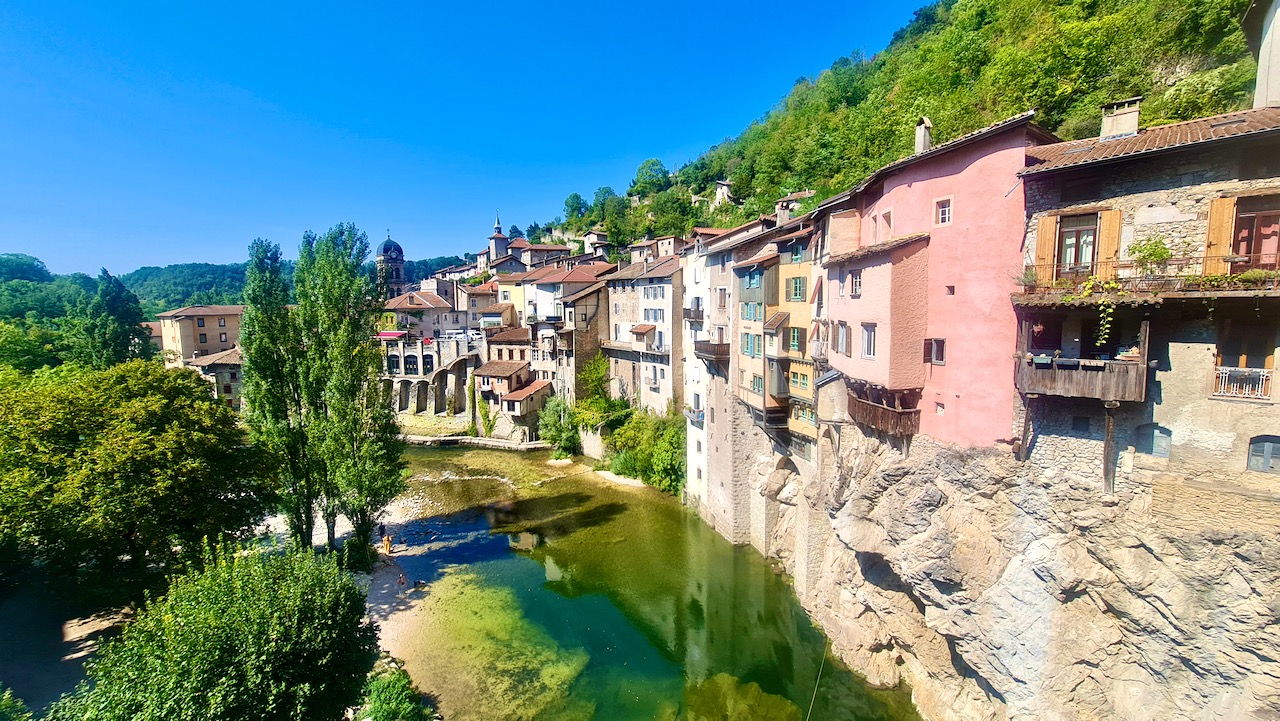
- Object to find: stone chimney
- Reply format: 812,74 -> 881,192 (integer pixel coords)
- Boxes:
915,117 -> 933,153
1101,97 -> 1142,139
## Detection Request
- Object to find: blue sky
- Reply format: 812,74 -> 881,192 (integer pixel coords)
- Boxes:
0,2 -> 922,275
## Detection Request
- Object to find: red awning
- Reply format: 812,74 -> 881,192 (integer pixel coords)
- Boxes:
376,331 -> 407,339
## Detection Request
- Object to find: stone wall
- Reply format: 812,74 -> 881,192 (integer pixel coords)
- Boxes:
707,424 -> 1280,721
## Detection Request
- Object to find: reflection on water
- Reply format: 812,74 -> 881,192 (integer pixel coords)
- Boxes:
393,448 -> 921,721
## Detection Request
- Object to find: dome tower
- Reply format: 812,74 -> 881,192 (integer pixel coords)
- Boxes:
376,234 -> 406,299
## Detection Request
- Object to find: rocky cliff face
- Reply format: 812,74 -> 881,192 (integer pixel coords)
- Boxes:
756,425 -> 1280,721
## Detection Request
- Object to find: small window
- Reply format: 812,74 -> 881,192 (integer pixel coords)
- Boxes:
1072,416 -> 1091,433
788,276 -> 806,301
945,285 -> 955,295
198,333 -> 207,343
934,198 -> 952,226
935,402 -> 945,416
861,323 -> 876,359
219,333 -> 228,343
218,317 -> 226,327
791,244 -> 804,263
197,317 -> 206,328
852,270 -> 862,298
230,372 -> 237,380
1248,435 -> 1280,474
222,384 -> 232,394
925,338 -> 946,365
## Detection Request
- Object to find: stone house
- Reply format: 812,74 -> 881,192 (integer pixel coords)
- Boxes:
189,347 -> 243,410
459,281 -> 497,326
555,281 -> 607,405
384,289 -> 467,340
1015,102 -> 1280,491
600,256 -> 684,413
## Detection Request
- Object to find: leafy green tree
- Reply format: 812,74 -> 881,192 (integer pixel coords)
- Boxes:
538,396 -> 580,459
0,685 -> 32,721
628,158 -> 672,197
563,193 -> 589,221
508,224 -> 525,238
577,351 -> 610,401
243,226 -> 405,552
525,222 -> 544,242
63,269 -> 152,369
242,239 -> 317,546
651,188 -> 701,238
0,254 -> 53,283
591,186 -> 619,218
47,546 -> 378,721
651,421 -> 687,494
0,319 -> 62,371
0,361 -> 272,577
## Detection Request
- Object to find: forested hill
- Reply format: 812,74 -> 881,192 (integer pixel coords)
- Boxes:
694,0 -> 1254,214
554,0 -> 1255,242
118,255 -> 464,315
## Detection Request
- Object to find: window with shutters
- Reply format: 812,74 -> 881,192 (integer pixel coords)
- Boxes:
1057,214 -> 1098,273
925,338 -> 946,365
1231,196 -> 1280,271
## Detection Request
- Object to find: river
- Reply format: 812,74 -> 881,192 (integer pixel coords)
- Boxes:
378,446 -> 922,721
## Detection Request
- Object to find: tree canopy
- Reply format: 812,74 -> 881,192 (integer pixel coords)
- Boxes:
47,546 -> 378,721
0,361 -> 273,580
62,269 -> 153,369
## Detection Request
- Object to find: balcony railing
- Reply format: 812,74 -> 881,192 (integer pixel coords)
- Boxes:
683,406 -> 705,424
694,341 -> 730,361
848,395 -> 920,437
683,307 -> 704,322
1213,367 -> 1274,401
1018,254 -> 1280,294
1015,356 -> 1147,402
645,343 -> 670,355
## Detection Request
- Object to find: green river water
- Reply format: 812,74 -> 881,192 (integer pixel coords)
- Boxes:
390,447 -> 922,721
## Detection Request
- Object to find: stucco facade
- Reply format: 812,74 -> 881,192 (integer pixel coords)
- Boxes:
157,304 -> 244,366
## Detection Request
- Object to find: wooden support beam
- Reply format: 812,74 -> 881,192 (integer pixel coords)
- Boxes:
1019,394 -> 1038,461
1103,400 -> 1120,494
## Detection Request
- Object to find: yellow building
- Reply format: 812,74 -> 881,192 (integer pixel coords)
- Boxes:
156,305 -> 245,367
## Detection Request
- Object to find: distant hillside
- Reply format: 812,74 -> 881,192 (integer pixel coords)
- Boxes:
552,0 -> 1255,245
123,254 -> 466,315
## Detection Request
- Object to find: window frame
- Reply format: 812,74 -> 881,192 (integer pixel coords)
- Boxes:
1248,435 -> 1280,474
933,196 -> 953,227
861,323 -> 877,359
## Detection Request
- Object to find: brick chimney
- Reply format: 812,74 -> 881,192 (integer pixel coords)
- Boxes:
1101,97 -> 1142,140
915,117 -> 933,153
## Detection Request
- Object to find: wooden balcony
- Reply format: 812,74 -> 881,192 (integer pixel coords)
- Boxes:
682,307 -> 704,322
1017,254 -> 1280,296
1014,357 -> 1147,402
847,394 -> 920,437
694,341 -> 730,361
749,405 -> 789,430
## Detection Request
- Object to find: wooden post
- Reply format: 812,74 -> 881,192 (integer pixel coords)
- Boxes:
1103,400 -> 1119,494
1019,394 -> 1037,461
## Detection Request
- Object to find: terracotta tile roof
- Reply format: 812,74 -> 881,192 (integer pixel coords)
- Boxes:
734,247 -> 779,269
141,321 -> 161,337
507,238 -> 531,249
763,312 -> 790,332
488,327 -> 531,343
638,256 -> 682,279
488,231 -> 508,240
482,302 -> 514,313
826,233 -> 929,267
463,283 -> 497,295
475,360 -> 527,377
156,304 -> 245,318
561,281 -> 605,304
776,189 -> 816,203
773,225 -> 815,243
502,379 -> 552,402
816,111 -> 1053,213
628,239 -> 657,248
1021,107 -> 1280,176
384,291 -> 451,310
630,324 -> 656,335
1010,294 -> 1163,308
692,227 -> 729,236
519,265 -> 561,282
527,243 -> 570,252
490,254 -> 525,266
189,347 -> 242,366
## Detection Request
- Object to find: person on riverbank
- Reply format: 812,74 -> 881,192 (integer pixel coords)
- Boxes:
383,535 -> 393,555
397,573 -> 407,596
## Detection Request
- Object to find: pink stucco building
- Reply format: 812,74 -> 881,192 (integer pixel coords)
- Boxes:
817,113 -> 1059,448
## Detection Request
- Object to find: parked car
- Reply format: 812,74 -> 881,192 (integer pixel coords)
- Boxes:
467,329 -> 484,341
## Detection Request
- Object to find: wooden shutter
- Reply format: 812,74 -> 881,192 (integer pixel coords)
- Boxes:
1035,216 -> 1058,281
1096,209 -> 1122,280
1204,197 -> 1237,275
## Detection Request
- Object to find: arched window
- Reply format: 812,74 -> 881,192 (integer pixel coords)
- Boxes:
1248,435 -> 1280,474
1135,424 -> 1172,459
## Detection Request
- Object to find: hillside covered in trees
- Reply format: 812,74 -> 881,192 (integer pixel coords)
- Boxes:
549,0 -> 1255,250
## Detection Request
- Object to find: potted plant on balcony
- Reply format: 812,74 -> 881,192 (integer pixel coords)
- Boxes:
1014,266 -> 1040,292
1128,235 -> 1172,277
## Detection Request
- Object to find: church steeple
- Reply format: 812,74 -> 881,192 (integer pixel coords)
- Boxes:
494,212 -> 502,235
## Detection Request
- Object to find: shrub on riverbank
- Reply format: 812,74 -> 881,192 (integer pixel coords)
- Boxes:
357,662 -> 433,721
538,396 -> 580,459
608,404 -> 685,494
46,545 -> 377,721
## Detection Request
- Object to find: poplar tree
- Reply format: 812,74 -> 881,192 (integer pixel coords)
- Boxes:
241,225 -> 405,552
